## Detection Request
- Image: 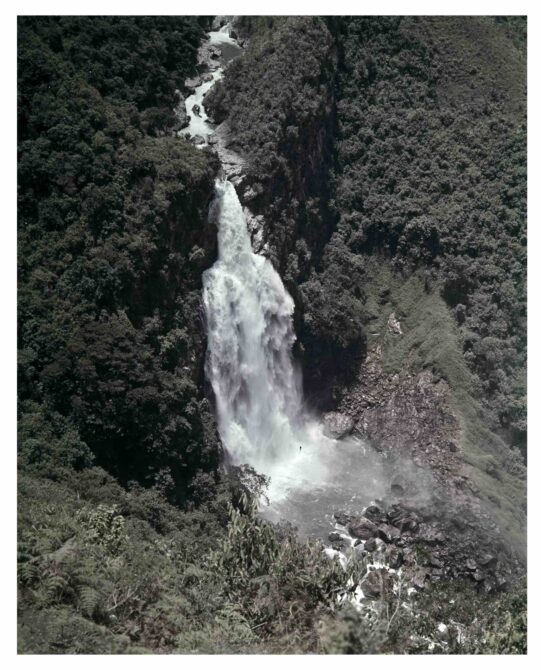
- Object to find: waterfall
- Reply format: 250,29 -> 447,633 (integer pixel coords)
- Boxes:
194,24 -> 379,523
202,180 -> 304,476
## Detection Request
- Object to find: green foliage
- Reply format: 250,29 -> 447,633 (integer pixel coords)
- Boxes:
18,16 -> 527,655
214,16 -> 526,442
76,505 -> 127,555
329,16 -> 526,438
207,16 -> 336,190
17,465 -> 358,654
318,579 -> 527,655
206,16 -> 338,274
18,16 -> 222,501
18,400 -> 94,471
207,493 -> 356,641
353,264 -> 526,556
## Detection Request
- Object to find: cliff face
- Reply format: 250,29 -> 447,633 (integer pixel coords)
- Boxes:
205,15 -> 527,577
205,17 -> 364,390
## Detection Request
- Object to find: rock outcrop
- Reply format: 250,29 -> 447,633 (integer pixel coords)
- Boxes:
322,412 -> 354,439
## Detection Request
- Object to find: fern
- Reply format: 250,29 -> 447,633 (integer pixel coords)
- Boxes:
79,585 -> 101,619
18,560 -> 39,586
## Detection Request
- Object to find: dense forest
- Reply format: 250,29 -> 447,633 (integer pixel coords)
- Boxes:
18,16 -> 527,654
18,16 -> 222,504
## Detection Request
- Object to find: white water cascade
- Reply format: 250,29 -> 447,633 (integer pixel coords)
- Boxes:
203,181 -> 331,501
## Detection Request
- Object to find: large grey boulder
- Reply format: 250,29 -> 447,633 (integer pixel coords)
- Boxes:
348,516 -> 378,540
322,412 -> 354,439
376,523 -> 400,544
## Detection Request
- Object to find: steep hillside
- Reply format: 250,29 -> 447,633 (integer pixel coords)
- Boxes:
18,17 -> 222,503
209,17 -> 526,441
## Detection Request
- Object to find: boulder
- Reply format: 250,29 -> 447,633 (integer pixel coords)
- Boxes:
478,553 -> 497,568
363,504 -> 387,523
241,182 -> 264,203
364,537 -> 378,552
376,524 -> 400,543
390,474 -> 407,496
323,412 -> 355,439
333,511 -> 351,526
174,105 -> 188,131
436,623 -> 450,643
387,503 -> 406,525
387,547 -> 404,569
348,517 -> 378,540
192,135 -> 206,145
361,568 -> 390,599
411,568 -> 428,590
243,186 -> 259,202
185,76 -> 202,90
192,104 -> 201,117
399,516 -> 419,533
465,558 -> 477,572
427,554 -> 443,569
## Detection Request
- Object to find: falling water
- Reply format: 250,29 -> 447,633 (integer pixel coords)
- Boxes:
203,181 -> 306,476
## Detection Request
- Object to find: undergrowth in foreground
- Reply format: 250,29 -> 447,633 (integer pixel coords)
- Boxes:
18,462 -> 526,654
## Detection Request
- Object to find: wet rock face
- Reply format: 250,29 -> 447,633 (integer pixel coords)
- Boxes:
363,504 -> 387,524
330,492 -> 516,596
376,523 -> 400,544
333,511 -> 351,527
322,411 -> 354,439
